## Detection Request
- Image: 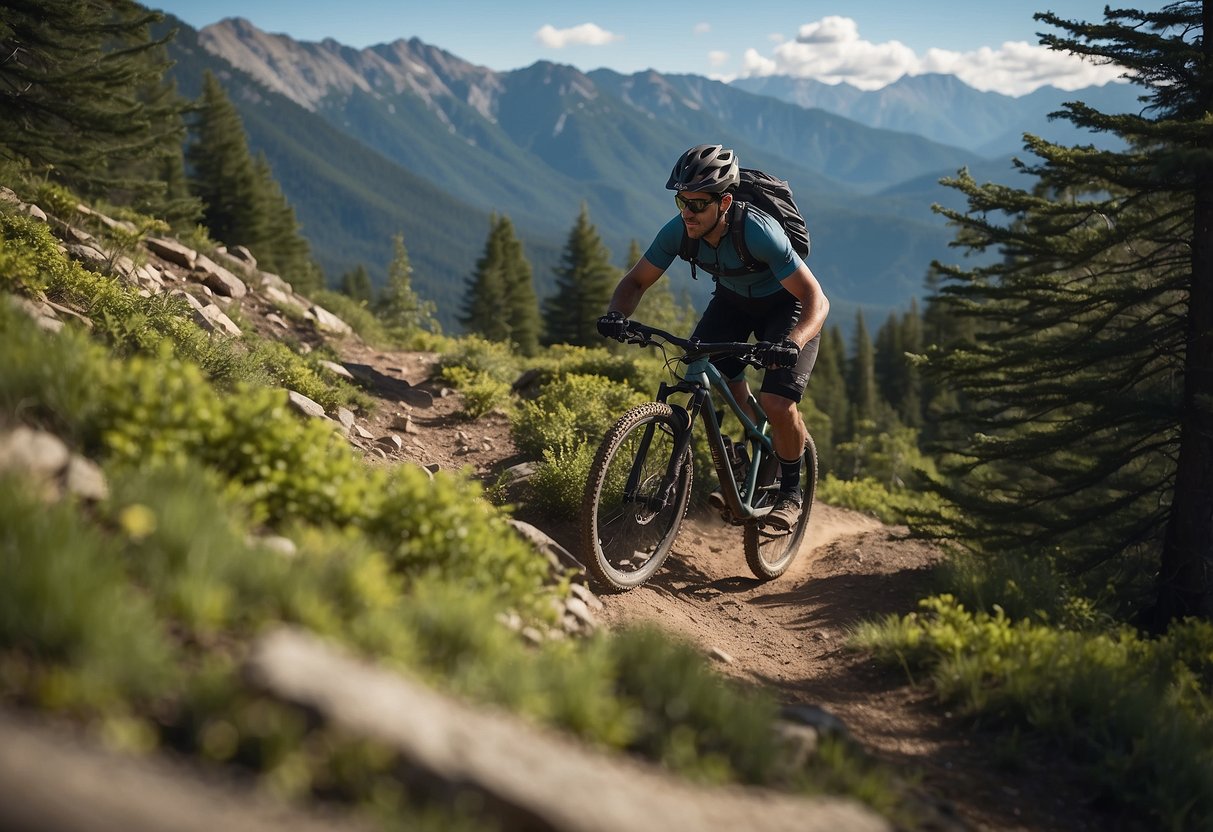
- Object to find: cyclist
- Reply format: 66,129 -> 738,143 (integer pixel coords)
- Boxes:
597,144 -> 829,531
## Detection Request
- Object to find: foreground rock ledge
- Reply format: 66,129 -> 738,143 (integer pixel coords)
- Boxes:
0,711 -> 369,832
247,628 -> 892,832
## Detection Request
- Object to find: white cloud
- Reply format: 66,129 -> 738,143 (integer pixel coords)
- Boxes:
740,16 -> 1125,96
693,22 -> 711,35
708,50 -> 729,67
534,23 -> 621,49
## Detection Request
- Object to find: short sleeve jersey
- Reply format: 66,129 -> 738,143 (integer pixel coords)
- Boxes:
643,207 -> 804,297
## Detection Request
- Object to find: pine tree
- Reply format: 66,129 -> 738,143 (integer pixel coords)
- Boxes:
847,312 -> 879,433
898,300 -> 925,429
462,215 -> 510,341
806,324 -> 850,474
0,0 -> 188,207
339,265 -> 374,305
924,2 -> 1213,624
462,215 -> 541,354
253,153 -> 320,293
377,232 -> 439,335
186,71 -> 267,251
499,216 -> 541,356
543,204 -> 618,346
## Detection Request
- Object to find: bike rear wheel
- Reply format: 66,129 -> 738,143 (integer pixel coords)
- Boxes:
744,433 -> 818,580
581,402 -> 693,591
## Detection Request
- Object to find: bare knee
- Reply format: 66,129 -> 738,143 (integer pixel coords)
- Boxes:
759,392 -> 799,424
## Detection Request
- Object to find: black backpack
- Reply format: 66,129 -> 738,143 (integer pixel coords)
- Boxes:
678,168 -> 811,281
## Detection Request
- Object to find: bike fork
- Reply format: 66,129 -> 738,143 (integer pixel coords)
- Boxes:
624,383 -> 703,510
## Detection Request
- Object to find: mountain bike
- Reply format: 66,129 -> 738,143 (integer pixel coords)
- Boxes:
580,320 -> 818,591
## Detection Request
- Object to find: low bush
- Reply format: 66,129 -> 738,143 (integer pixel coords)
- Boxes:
854,595 -> 1213,830
511,373 -> 647,459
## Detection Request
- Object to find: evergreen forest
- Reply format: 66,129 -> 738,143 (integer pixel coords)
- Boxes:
3,2 -> 1213,830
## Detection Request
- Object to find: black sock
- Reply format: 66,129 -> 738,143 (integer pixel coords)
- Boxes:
778,452 -> 803,495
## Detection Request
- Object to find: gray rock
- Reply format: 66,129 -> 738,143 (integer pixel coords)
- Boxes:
508,519 -> 586,579
286,390 -> 327,420
376,434 -> 403,452
258,272 -> 294,295
145,236 -> 197,270
63,456 -> 109,501
0,711 -> 371,832
247,629 -> 892,832
169,289 -> 207,314
192,304 -> 242,337
193,254 -> 248,299
309,304 -> 352,336
318,360 -> 354,380
336,407 -> 356,434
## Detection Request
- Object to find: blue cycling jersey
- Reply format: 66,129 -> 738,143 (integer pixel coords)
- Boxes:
643,207 -> 804,297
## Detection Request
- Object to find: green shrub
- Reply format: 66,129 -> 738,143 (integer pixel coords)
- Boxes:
436,336 -> 521,384
0,475 -> 175,711
440,365 -> 511,419
817,474 -> 939,525
512,373 -> 647,459
854,595 -> 1213,830
310,289 -> 388,346
528,443 -> 596,518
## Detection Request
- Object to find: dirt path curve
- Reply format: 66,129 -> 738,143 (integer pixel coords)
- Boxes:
330,342 -> 1104,832
591,507 -> 1102,832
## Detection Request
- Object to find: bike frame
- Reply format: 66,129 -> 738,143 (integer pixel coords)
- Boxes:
642,359 -> 778,523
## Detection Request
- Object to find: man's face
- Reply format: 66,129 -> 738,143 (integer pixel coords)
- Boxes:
676,190 -> 728,239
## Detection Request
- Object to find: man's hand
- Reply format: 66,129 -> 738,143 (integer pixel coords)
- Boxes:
597,311 -> 628,341
755,338 -> 800,369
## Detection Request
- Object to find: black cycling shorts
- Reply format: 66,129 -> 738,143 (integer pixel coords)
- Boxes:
690,285 -> 820,403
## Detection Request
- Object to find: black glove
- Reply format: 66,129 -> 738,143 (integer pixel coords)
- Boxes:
597,311 -> 628,341
755,338 -> 800,369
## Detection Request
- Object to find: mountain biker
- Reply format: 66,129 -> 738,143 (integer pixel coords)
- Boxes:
597,144 -> 829,531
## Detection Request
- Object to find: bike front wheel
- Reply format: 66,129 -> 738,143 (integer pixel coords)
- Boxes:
744,433 -> 818,580
581,402 -> 693,591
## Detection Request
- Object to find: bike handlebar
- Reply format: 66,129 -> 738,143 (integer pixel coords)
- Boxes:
616,320 -> 767,369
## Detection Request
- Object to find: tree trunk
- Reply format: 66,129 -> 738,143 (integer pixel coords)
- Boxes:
1156,0 -> 1213,626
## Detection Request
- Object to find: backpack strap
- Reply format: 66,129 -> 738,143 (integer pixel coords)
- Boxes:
728,202 -> 760,273
675,201 -> 763,281
677,227 -> 700,280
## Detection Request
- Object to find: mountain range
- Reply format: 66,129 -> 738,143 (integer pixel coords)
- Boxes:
160,13 -> 1142,331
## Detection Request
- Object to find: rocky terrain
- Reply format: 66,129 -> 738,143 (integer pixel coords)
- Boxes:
1,189 -> 1109,831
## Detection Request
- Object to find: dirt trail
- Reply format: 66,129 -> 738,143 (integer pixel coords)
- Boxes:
333,342 -> 1106,832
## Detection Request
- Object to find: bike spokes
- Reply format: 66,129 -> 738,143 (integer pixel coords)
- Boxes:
582,404 -> 693,591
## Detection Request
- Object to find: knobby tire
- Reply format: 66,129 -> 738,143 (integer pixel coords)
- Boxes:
580,402 -> 693,591
744,433 -> 818,580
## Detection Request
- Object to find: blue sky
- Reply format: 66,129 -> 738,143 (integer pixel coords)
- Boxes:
150,1 -> 1146,96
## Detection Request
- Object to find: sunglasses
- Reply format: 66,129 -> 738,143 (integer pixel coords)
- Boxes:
675,194 -> 719,214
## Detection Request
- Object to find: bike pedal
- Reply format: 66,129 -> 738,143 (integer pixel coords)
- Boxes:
707,491 -> 727,511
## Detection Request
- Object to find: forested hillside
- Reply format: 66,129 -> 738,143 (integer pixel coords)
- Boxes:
3,2 -> 1213,832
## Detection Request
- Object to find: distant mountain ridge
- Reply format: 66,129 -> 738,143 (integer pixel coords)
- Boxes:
168,16 -> 1131,331
731,73 -> 1141,156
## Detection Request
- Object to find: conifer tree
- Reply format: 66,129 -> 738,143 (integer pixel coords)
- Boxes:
925,2 -> 1213,624
186,71 -> 267,251
543,204 -> 618,346
499,216 -> 541,356
0,0 -> 188,207
377,232 -> 439,335
847,312 -> 879,433
462,214 -> 510,341
462,215 -> 541,354
253,153 -> 321,293
898,300 -> 925,429
339,265 -> 374,305
805,324 -> 849,474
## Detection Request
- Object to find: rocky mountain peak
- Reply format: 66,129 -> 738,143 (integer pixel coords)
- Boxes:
198,18 -> 503,119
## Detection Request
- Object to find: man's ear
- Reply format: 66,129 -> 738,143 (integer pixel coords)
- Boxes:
720,192 -> 734,211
